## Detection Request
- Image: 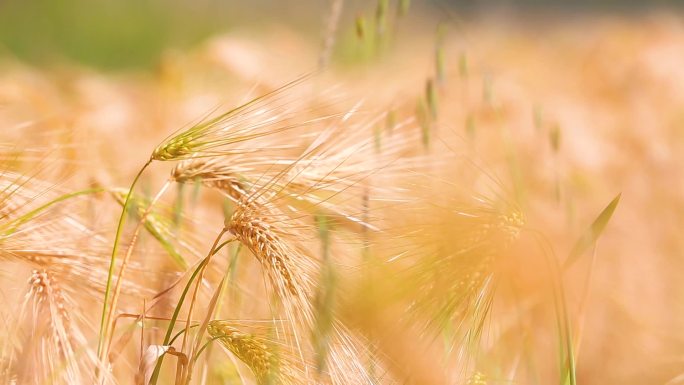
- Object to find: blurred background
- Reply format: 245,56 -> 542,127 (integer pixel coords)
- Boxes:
1,1 -> 683,384
0,0 -> 682,70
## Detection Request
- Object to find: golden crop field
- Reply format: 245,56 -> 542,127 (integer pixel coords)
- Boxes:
0,1 -> 681,384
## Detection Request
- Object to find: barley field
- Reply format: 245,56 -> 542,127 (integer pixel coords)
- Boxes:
0,1 -> 681,384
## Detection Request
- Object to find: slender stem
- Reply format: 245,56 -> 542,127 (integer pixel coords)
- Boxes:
108,313 -> 197,367
193,337 -> 221,362
148,231 -> 231,385
179,229 -> 227,381
98,159 -> 152,360
199,244 -> 239,385
105,180 -> 171,360
170,325 -> 199,346
187,267 -> 231,384
148,261 -> 208,385
536,232 -> 576,385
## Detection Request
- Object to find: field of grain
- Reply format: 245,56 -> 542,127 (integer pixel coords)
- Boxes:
0,2 -> 682,384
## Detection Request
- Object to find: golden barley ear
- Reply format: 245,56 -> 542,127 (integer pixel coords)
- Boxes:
13,269 -> 108,385
226,193 -> 391,385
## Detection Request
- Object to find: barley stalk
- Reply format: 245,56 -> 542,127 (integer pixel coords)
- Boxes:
98,159 -> 152,361
104,180 -> 172,364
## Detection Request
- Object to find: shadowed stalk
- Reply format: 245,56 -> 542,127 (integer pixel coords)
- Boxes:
98,159 -> 152,361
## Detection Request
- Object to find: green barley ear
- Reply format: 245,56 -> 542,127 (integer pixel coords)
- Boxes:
152,74 -> 318,163
208,321 -> 280,385
151,132 -> 198,161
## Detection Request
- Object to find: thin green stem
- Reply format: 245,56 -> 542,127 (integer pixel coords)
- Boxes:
179,229 -> 227,382
193,337 -> 221,362
148,232 -> 232,385
187,265 -> 231,383
534,232 -> 576,385
105,180 -> 171,360
170,325 -> 199,346
98,159 -> 152,359
148,259 -> 208,385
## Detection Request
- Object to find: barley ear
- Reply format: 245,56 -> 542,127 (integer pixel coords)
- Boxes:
208,321 -> 280,385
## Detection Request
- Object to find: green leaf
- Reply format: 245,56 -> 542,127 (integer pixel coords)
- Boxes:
1,187 -> 104,236
564,193 -> 621,269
